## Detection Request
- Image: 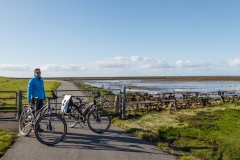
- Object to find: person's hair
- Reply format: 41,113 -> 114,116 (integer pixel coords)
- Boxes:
34,68 -> 41,74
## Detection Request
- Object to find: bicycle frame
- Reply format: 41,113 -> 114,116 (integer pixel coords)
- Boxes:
24,103 -> 47,122
62,91 -> 111,134
64,92 -> 102,126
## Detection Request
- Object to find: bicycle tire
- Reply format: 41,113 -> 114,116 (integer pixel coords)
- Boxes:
87,108 -> 111,134
34,113 -> 67,146
62,109 -> 79,128
19,107 -> 33,136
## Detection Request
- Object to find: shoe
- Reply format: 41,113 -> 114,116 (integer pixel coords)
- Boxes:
33,126 -> 44,132
38,128 -> 44,132
32,128 -> 44,132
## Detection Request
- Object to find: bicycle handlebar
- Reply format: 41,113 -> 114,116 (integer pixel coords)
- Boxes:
48,90 -> 58,100
71,91 -> 100,104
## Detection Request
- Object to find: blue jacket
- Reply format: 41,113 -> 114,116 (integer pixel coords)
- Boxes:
27,76 -> 46,102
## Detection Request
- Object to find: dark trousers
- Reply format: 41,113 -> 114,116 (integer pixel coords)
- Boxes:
32,99 -> 43,116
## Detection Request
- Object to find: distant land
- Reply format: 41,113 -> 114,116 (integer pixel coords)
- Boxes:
8,76 -> 240,81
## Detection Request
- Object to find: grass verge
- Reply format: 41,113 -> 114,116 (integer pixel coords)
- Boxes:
80,83 -> 115,98
0,76 -> 61,106
112,103 -> 240,160
0,129 -> 18,158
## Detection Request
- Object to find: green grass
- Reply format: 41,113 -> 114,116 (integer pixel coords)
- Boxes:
0,76 -> 61,105
80,83 -> 115,100
81,83 -> 114,95
112,103 -> 240,160
0,129 -> 18,158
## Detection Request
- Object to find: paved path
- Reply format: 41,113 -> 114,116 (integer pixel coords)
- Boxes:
1,81 -> 177,160
0,113 -> 18,134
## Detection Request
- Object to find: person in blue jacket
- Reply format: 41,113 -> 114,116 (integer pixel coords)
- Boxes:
27,68 -> 46,114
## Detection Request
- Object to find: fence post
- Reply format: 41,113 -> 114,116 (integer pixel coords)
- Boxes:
121,86 -> 126,118
114,95 -> 119,113
55,90 -> 58,113
17,90 -> 22,120
15,92 -> 18,119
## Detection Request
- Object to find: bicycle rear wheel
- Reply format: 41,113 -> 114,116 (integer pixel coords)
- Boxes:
87,108 -> 111,134
35,113 -> 67,146
19,107 -> 33,136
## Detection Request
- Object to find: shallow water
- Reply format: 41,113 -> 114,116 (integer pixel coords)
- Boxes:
78,80 -> 240,97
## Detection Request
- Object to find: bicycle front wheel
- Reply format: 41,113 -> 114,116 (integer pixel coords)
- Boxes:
19,107 -> 33,136
35,113 -> 67,146
87,108 -> 111,134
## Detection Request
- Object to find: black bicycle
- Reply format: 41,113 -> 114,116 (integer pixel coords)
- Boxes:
19,91 -> 67,145
33,91 -> 67,145
62,91 -> 111,134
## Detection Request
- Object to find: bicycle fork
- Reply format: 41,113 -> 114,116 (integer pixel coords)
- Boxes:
93,107 -> 101,123
47,108 -> 53,131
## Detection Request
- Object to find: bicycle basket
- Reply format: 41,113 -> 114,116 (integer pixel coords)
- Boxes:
61,95 -> 73,113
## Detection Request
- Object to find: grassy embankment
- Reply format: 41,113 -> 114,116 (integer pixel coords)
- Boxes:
77,81 -> 240,160
75,82 -> 115,101
113,103 -> 240,160
0,76 -> 61,158
0,129 -> 17,157
0,76 -> 61,107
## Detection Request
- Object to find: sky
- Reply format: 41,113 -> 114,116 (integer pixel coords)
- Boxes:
0,0 -> 240,78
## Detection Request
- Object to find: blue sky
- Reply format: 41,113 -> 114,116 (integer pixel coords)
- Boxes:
0,0 -> 239,78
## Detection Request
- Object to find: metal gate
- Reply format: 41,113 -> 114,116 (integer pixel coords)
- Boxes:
16,87 -> 126,119
0,91 -> 18,118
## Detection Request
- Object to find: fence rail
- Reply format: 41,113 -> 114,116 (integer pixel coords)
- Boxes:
0,87 -> 127,119
0,91 -> 18,116
125,90 -> 240,111
1,87 -> 240,119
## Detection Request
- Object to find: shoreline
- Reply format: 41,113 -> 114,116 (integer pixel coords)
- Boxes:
55,76 -> 240,81
6,76 -> 240,82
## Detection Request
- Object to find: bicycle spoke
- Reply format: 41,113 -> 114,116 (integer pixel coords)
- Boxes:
87,108 -> 111,134
35,114 -> 67,145
19,108 -> 33,136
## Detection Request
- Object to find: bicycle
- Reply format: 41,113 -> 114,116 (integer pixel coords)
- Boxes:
62,91 -> 111,134
19,90 -> 67,145
19,98 -> 49,136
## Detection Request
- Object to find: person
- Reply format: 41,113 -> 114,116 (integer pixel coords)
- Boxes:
27,68 -> 46,115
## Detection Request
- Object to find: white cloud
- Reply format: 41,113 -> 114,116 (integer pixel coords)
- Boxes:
95,57 -> 130,69
130,56 -> 154,63
41,64 -> 85,71
228,59 -> 240,67
0,64 -> 31,71
113,56 -> 128,61
0,57 -> 211,72
175,60 -> 209,68
130,56 -> 143,62
142,57 -> 152,62
139,58 -> 173,69
0,56 -> 225,77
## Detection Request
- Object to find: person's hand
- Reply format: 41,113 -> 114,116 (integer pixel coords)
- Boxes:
44,100 -> 47,104
28,102 -> 32,105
